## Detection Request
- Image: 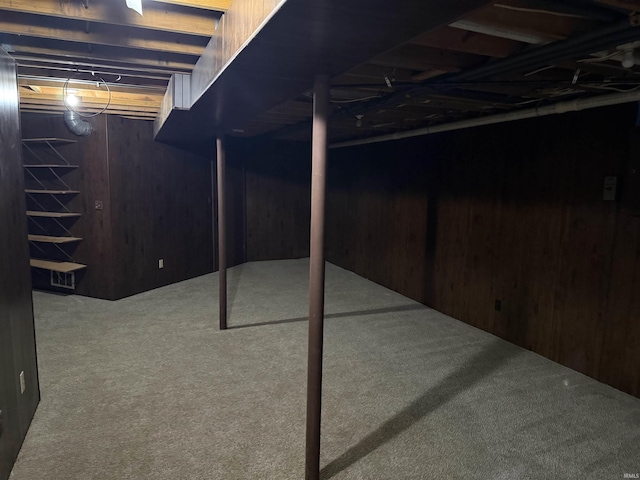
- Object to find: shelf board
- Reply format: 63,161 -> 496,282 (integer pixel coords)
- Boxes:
25,189 -> 80,194
28,234 -> 83,244
27,211 -> 82,218
22,138 -> 78,145
30,258 -> 86,273
23,164 -> 79,169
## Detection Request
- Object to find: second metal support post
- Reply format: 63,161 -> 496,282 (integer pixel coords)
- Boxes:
217,136 -> 227,330
305,74 -> 330,480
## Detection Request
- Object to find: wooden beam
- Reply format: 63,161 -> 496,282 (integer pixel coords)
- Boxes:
17,66 -> 171,87
18,89 -> 162,110
411,26 -> 524,58
18,77 -> 165,95
369,44 -> 481,75
0,11 -> 207,56
153,0 -> 232,11
0,0 -> 218,37
452,4 -> 578,44
19,104 -> 158,117
19,103 -> 159,116
9,44 -> 195,74
596,0 -> 640,11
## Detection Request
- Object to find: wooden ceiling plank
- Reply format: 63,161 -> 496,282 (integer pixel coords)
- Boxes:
411,26 -> 524,58
19,98 -> 159,111
20,100 -> 160,114
334,64 -> 421,85
17,66 -> 171,87
18,77 -> 166,94
19,90 -> 162,109
20,105 -> 158,117
495,0 -> 617,21
0,11 -> 207,56
368,44 -> 483,76
595,0 -> 640,11
0,0 -> 218,37
152,0 -> 232,11
451,4 -> 588,45
10,46 -> 194,74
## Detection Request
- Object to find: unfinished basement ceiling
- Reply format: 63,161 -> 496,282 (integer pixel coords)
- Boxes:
0,0 -> 227,120
3,0 -> 640,135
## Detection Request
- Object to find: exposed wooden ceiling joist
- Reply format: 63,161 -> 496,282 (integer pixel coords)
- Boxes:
17,66 -> 171,88
19,89 -> 162,110
18,76 -> 165,94
369,44 -> 484,75
596,0 -> 640,11
7,44 -> 197,74
20,104 -> 157,118
152,0 -> 232,11
0,0 -> 219,37
0,11 -> 208,56
454,3 -> 595,43
411,26 -> 524,58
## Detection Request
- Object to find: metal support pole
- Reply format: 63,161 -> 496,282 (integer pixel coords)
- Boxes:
217,136 -> 227,330
305,74 -> 330,480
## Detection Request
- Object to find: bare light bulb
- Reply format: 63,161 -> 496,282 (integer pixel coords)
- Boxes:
622,50 -> 635,69
65,94 -> 79,107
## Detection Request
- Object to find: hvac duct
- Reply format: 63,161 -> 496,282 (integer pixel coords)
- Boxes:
63,110 -> 93,137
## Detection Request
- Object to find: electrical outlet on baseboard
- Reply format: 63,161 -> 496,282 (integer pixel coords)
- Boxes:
159,259 -> 164,269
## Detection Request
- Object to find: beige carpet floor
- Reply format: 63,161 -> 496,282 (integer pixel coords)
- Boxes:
9,259 -> 640,479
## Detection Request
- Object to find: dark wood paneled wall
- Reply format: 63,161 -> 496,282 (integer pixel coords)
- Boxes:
0,51 -> 39,480
326,104 -> 640,398
225,157 -> 247,268
107,117 -> 213,299
242,140 -> 311,261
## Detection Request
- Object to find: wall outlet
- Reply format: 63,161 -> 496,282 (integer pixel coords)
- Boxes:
19,371 -> 25,394
159,259 -> 164,269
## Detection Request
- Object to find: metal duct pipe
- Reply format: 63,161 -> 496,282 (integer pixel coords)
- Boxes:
63,111 -> 93,137
330,90 -> 640,149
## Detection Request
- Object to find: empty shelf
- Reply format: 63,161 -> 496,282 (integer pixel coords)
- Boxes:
23,164 -> 79,169
22,138 -> 77,144
25,189 -> 80,194
28,235 -> 83,244
27,211 -> 81,218
30,259 -> 86,273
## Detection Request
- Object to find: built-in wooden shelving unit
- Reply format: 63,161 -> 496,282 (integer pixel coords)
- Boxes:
22,137 -> 85,290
